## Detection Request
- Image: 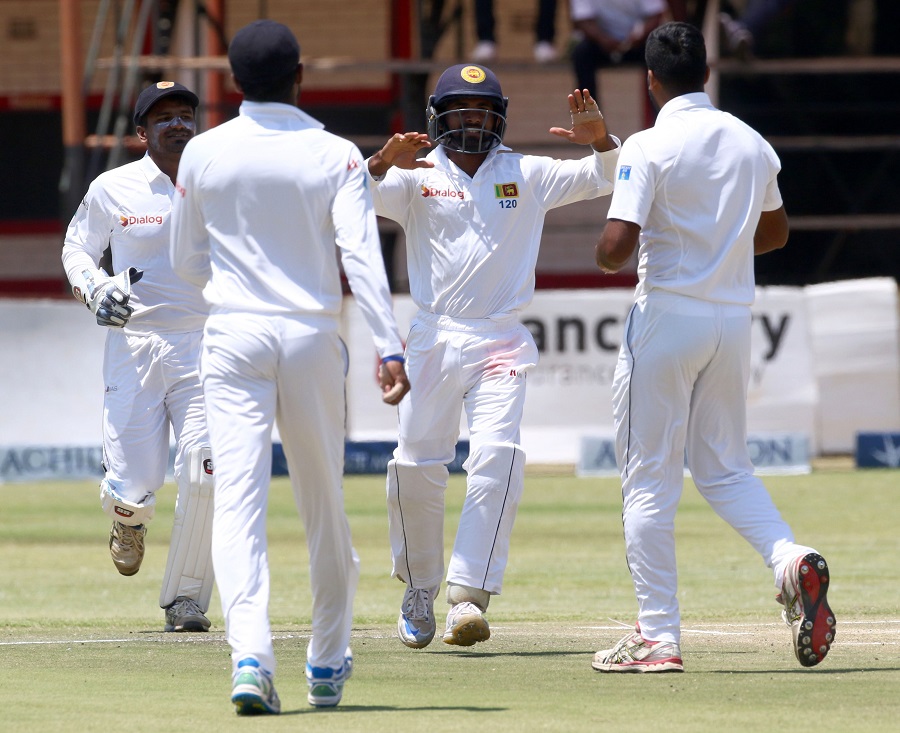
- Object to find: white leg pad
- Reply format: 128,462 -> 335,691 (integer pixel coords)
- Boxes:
100,479 -> 155,526
159,446 -> 215,610
447,442 -> 526,594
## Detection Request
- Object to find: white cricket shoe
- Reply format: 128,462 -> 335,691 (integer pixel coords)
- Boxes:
397,585 -> 438,648
778,552 -> 836,667
108,521 -> 146,576
592,624 -> 684,673
442,601 -> 491,646
231,657 -> 280,715
306,648 -> 353,707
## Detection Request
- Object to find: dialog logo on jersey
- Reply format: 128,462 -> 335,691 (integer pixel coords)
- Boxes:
119,213 -> 165,228
420,185 -> 465,200
495,183 -> 519,198
617,165 -> 632,181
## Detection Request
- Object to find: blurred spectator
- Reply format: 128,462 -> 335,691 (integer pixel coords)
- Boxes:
470,0 -> 561,63
720,1 -> 800,59
569,0 -> 668,102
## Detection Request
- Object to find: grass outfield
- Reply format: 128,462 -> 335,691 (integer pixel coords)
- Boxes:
1,466 -> 898,731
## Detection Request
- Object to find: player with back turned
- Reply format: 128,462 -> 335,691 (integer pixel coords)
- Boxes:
365,63 -> 619,650
592,21 -> 835,673
61,81 -> 215,634
170,20 -> 409,715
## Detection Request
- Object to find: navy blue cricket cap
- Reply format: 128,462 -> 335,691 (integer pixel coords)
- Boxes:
432,64 -> 505,108
228,20 -> 301,85
133,81 -> 199,125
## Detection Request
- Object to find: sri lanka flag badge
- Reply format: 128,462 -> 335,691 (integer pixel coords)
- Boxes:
495,182 -> 519,198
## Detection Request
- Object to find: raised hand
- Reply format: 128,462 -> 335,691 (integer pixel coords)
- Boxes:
369,132 -> 434,176
548,90 -> 613,151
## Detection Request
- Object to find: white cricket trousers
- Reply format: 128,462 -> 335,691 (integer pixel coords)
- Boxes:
387,311 -> 535,595
102,329 -> 208,504
102,329 -> 211,607
201,312 -> 359,674
612,291 -> 816,644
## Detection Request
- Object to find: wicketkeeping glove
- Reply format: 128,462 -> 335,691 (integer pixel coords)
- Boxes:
83,267 -> 144,328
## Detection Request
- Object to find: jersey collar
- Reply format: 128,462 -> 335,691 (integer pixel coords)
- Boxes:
238,100 -> 325,130
137,151 -> 169,184
655,92 -> 714,123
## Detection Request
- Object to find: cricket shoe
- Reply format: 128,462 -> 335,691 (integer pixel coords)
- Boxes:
231,657 -> 280,715
306,647 -> 353,707
442,601 -> 491,647
164,596 -> 211,632
108,521 -> 146,576
778,552 -> 836,667
592,624 -> 684,673
397,585 -> 438,648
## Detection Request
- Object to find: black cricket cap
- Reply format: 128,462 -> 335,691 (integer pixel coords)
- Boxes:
228,20 -> 300,86
133,81 -> 199,126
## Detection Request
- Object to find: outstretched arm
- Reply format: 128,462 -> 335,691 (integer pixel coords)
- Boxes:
367,132 -> 434,177
549,90 -> 615,152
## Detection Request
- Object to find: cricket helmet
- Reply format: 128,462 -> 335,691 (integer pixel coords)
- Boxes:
427,64 -> 508,154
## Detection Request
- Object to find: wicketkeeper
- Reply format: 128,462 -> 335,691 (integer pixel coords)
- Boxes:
61,81 -> 215,633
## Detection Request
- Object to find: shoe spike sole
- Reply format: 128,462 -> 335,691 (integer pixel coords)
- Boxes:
795,553 -> 836,667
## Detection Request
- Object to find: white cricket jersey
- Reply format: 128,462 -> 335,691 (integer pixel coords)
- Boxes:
368,143 -> 619,320
608,92 -> 783,305
62,153 -> 208,334
171,101 -> 403,358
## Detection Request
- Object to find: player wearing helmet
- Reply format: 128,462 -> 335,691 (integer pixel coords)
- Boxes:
366,64 -> 620,651
426,64 -> 508,156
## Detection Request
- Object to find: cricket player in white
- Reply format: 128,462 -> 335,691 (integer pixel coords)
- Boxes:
593,22 -> 835,673
170,21 -> 409,715
62,81 -> 215,633
366,64 -> 619,649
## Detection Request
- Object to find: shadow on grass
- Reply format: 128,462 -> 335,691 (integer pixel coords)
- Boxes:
276,705 -> 509,715
440,650 -> 593,658
703,667 -> 900,674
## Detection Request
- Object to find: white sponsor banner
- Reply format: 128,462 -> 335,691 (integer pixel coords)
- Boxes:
805,278 -> 900,454
746,286 -> 818,445
0,299 -> 106,445
342,295 -> 424,439
342,287 -> 819,463
526,287 -> 817,463
519,290 -> 632,462
2,280 -> 896,464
